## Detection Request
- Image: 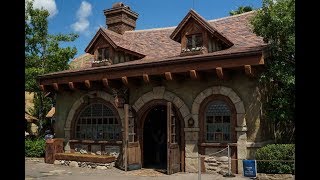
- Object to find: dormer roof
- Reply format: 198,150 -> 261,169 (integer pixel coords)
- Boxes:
85,28 -> 146,57
170,9 -> 233,47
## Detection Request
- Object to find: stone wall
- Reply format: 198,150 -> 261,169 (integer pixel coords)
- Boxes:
204,148 -> 229,175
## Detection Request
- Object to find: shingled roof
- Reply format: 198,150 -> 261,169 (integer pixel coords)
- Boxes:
67,11 -> 265,72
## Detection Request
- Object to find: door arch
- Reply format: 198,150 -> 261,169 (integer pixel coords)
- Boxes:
137,99 -> 185,174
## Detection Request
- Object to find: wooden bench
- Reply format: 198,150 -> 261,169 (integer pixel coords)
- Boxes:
55,153 -> 115,163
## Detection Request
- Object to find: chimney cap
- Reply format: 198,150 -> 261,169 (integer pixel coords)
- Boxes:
112,2 -> 130,10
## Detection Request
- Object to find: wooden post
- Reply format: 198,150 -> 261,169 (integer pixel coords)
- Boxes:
124,104 -> 129,171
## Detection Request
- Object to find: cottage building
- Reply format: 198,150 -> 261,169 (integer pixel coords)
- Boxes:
38,2 -> 272,175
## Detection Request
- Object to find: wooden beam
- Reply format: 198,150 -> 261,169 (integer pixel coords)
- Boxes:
122,76 -> 128,85
165,72 -> 172,81
52,83 -> 59,91
39,54 -> 264,86
189,70 -> 198,79
216,67 -> 223,79
102,78 -> 109,87
68,82 -> 75,90
39,85 -> 45,91
84,80 -> 91,89
143,74 -> 149,83
244,65 -> 254,76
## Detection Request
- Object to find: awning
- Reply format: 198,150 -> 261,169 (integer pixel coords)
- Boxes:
25,113 -> 39,123
46,107 -> 55,118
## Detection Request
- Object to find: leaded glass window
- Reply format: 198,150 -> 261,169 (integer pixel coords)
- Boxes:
75,103 -> 121,141
205,100 -> 231,142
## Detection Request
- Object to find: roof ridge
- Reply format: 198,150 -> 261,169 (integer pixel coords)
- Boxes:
125,26 -> 177,33
208,10 -> 256,23
124,11 -> 256,34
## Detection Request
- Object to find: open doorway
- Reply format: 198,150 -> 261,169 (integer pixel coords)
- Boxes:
143,105 -> 167,171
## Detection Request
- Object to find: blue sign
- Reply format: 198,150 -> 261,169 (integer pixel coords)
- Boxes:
243,160 -> 257,177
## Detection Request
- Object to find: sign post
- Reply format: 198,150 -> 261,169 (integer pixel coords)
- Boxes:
243,160 -> 257,178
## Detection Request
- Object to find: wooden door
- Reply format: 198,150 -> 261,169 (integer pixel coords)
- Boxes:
167,102 -> 180,174
125,104 -> 141,171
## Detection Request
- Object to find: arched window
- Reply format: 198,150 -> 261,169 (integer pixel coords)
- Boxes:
205,100 -> 231,142
75,103 -> 121,141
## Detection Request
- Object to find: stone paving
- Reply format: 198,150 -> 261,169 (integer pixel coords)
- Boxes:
25,158 -> 252,180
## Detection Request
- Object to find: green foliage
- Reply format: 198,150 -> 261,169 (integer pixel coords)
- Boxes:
255,144 -> 295,174
251,0 -> 295,143
25,0 -> 78,134
229,6 -> 253,16
25,138 -> 46,157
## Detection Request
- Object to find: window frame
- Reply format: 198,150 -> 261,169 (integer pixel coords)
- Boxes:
97,47 -> 110,61
71,100 -> 121,142
199,95 -> 236,144
186,33 -> 203,50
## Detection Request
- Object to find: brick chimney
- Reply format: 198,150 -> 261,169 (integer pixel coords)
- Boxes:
103,2 -> 138,34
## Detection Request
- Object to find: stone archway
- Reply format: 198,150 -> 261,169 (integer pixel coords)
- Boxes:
63,91 -> 124,152
191,86 -> 247,174
132,86 -> 191,128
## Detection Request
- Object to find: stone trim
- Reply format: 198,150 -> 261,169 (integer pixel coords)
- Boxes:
246,140 -> 274,148
184,128 -> 200,132
191,86 -> 246,129
64,91 -> 124,151
192,86 -> 247,174
132,86 -> 191,127
235,126 -> 248,132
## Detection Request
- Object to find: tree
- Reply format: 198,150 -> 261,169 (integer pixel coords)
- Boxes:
25,0 -> 78,135
229,6 -> 253,16
251,0 -> 295,143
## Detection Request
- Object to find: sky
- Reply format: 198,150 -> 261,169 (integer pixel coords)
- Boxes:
31,0 -> 263,61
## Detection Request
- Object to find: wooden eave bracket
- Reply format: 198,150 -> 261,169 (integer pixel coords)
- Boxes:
165,72 -> 173,81
216,67 -> 224,79
84,80 -> 91,89
143,74 -> 149,83
189,70 -> 198,79
52,83 -> 59,91
244,65 -> 254,77
102,78 -> 109,87
68,82 -> 75,90
122,76 -> 128,86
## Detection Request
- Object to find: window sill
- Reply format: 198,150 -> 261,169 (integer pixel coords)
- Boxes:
180,49 -> 204,57
69,139 -> 122,144
199,142 -> 237,147
92,60 -> 112,67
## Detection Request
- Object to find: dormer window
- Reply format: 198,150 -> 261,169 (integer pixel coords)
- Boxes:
97,48 -> 110,61
186,34 -> 203,50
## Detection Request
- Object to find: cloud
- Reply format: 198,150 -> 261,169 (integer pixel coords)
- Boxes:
31,0 -> 58,18
71,1 -> 92,33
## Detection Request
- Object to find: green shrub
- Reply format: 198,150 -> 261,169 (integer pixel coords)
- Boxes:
25,138 -> 45,157
255,144 -> 295,174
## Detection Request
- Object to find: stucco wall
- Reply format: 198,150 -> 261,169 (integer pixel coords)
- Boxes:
55,90 -> 85,138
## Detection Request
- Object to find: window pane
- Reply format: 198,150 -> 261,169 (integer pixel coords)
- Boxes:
206,116 -> 213,123
215,116 -> 222,123
187,36 -> 192,49
195,34 -> 203,47
103,48 -> 109,60
223,116 -> 230,123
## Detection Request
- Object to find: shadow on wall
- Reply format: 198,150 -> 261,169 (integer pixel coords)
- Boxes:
246,86 -> 273,142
